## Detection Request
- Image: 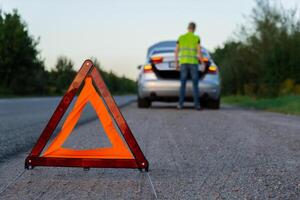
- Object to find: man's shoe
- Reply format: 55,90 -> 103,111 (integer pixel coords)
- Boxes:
177,105 -> 183,110
195,106 -> 202,110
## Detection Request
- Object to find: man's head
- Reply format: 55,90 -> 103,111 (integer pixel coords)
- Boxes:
188,22 -> 196,32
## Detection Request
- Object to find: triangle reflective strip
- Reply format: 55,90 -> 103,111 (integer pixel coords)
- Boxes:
42,77 -> 133,159
25,60 -> 148,171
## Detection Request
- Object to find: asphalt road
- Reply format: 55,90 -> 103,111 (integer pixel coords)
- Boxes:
0,96 -> 136,162
0,98 -> 300,199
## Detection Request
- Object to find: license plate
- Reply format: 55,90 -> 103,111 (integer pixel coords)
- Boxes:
169,62 -> 176,68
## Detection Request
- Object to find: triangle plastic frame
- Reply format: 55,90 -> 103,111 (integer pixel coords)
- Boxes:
25,60 -> 149,171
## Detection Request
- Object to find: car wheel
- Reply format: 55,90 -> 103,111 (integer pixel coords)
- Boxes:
207,98 -> 220,109
138,97 -> 151,108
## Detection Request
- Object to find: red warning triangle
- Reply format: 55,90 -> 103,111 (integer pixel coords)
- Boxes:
25,60 -> 149,171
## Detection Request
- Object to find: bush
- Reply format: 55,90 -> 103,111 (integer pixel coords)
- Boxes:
293,84 -> 300,95
244,84 -> 256,97
90,58 -> 136,95
279,79 -> 295,95
0,85 -> 12,96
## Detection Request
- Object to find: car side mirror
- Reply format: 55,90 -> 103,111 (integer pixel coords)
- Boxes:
137,65 -> 142,70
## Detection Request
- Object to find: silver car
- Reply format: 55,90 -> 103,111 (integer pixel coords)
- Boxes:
137,41 -> 221,109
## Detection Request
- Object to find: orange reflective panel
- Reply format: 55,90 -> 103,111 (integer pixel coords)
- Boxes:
42,77 -> 133,159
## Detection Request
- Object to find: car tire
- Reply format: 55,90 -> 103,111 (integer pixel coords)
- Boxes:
138,97 -> 151,108
207,98 -> 220,109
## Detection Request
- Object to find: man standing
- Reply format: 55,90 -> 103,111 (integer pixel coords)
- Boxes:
175,22 -> 204,110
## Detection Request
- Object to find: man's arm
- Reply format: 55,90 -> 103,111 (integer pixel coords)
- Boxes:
197,44 -> 204,65
175,44 -> 180,71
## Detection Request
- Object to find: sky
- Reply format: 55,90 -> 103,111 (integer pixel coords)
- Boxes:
1,0 -> 299,79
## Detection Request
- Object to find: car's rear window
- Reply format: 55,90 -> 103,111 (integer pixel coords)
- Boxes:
149,47 -> 211,60
202,51 -> 209,58
152,49 -> 174,55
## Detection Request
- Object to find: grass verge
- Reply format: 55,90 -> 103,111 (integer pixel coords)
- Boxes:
222,95 -> 300,115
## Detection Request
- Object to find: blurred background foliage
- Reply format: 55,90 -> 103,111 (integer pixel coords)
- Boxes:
2,0 -> 300,98
0,10 -> 136,96
212,0 -> 300,97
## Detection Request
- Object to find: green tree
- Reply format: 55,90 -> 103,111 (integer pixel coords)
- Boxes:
0,9 -> 45,95
90,57 -> 136,94
50,56 -> 76,94
212,0 -> 300,97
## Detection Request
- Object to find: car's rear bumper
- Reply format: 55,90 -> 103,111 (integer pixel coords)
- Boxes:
138,79 -> 220,101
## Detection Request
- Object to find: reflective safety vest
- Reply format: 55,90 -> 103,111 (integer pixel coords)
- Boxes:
178,32 -> 200,64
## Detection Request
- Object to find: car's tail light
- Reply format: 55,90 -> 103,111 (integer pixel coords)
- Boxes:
208,65 -> 218,74
151,56 -> 163,64
143,64 -> 153,73
200,57 -> 211,66
201,57 -> 209,62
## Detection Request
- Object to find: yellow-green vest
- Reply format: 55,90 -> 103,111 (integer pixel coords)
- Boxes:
178,32 -> 200,64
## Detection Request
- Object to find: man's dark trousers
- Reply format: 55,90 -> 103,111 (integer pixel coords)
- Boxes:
179,64 -> 200,108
